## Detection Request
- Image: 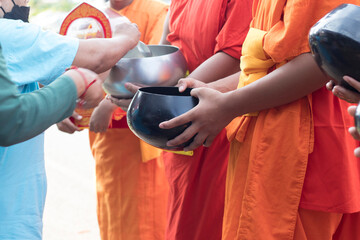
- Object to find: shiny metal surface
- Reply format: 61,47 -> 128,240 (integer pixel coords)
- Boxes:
124,41 -> 153,58
103,45 -> 188,98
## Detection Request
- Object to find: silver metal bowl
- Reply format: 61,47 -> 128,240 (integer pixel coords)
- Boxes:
103,45 -> 188,98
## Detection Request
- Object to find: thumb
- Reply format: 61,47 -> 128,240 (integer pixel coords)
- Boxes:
190,87 -> 204,99
72,111 -> 83,120
348,105 -> 357,117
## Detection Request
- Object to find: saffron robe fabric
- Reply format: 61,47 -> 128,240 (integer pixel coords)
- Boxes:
89,1 -> 169,239
163,0 -> 252,239
224,0 -> 360,239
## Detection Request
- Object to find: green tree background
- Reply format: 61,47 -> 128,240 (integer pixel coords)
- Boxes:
29,0 -> 76,16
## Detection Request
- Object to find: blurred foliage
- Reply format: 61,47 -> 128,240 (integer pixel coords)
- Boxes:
29,0 -> 77,16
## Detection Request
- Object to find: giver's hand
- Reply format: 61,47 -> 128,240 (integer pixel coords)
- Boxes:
327,76 -> 360,103
176,78 -> 207,92
108,82 -> 142,111
64,68 -> 103,109
89,99 -> 117,133
56,111 -> 82,134
112,22 -> 140,49
347,105 -> 360,157
159,87 -> 233,151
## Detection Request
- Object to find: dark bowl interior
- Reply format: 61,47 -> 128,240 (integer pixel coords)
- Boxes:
127,87 -> 199,150
309,4 -> 360,91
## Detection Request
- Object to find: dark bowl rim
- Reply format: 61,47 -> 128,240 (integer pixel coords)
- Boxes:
137,86 -> 193,97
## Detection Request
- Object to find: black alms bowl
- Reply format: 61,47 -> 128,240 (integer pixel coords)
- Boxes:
309,4 -> 360,91
127,87 -> 199,150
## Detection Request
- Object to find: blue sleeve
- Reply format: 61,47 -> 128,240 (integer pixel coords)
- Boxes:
0,19 -> 79,86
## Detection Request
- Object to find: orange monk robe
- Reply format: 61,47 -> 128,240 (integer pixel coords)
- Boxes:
88,1 -> 169,240
224,1 -> 360,239
163,0 -> 252,239
104,0 -> 168,44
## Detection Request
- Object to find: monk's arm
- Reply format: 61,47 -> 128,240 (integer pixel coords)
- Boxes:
206,71 -> 240,92
225,53 -> 328,117
159,9 -> 171,45
160,53 -> 329,150
188,52 -> 240,84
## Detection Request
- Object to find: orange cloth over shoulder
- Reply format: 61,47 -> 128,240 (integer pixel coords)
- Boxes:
223,0 -> 360,239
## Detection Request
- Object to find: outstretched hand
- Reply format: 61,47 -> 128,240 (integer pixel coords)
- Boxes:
159,87 -> 234,151
56,111 -> 82,134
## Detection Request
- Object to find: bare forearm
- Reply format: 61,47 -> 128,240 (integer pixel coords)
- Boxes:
207,71 -> 240,93
225,53 -> 329,117
188,52 -> 240,83
73,36 -> 136,73
159,9 -> 170,45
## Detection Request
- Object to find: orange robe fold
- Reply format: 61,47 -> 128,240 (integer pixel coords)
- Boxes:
89,129 -> 168,240
223,0 -> 360,239
89,1 -> 169,239
163,0 -> 252,239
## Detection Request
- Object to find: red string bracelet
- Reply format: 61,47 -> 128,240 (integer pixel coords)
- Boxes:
65,66 -> 97,99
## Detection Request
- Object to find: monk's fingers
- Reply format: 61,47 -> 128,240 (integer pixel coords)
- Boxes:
166,124 -> 200,149
124,82 -> 143,94
326,80 -> 335,91
202,135 -> 216,148
343,76 -> 360,92
108,96 -> 131,110
190,87 -> 218,100
332,85 -> 360,103
349,126 -> 360,141
354,147 -> 360,158
176,78 -> 190,92
183,132 -> 209,152
159,109 -> 195,130
176,78 -> 206,92
348,105 -> 357,117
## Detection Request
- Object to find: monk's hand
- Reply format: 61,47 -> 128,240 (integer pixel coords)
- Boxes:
347,105 -> 360,157
331,76 -> 360,103
326,80 -> 335,91
89,99 -> 115,133
159,87 -> 232,151
56,111 -> 82,134
107,82 -> 143,111
176,78 -> 207,92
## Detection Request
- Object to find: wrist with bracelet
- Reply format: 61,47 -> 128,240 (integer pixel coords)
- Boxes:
65,66 -> 97,106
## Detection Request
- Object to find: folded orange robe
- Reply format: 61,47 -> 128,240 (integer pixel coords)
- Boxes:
293,208 -> 360,240
163,0 -> 252,239
89,128 -> 169,240
89,1 -> 169,239
224,1 -> 360,239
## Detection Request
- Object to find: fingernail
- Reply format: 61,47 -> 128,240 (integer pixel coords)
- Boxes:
179,86 -> 185,92
76,115 -> 82,120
